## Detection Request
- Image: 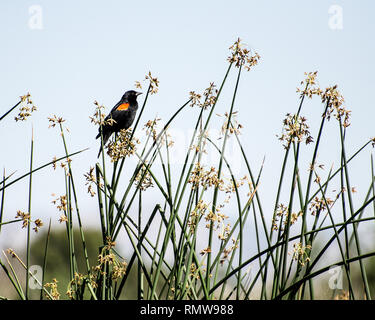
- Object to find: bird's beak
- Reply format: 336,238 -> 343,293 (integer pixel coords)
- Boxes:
136,92 -> 143,96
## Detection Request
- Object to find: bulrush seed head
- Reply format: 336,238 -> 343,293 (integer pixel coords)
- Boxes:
277,113 -> 313,149
228,38 -> 260,71
106,128 -> 140,162
15,93 -> 37,122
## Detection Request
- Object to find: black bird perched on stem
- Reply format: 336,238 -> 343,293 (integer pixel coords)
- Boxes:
96,90 -> 142,157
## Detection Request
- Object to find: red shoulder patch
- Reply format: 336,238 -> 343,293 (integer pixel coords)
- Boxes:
117,103 -> 130,111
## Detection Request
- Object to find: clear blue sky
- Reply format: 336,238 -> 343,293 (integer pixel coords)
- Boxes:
1,1 -> 375,248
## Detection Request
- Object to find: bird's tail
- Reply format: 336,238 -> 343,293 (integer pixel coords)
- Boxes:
97,131 -> 112,158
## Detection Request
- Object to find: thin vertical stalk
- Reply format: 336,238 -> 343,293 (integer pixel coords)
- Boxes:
0,170 -> 6,234
98,109 -> 110,238
26,127 -> 34,299
59,123 -> 90,275
208,64 -> 242,297
137,190 -> 143,299
338,121 -> 371,299
173,63 -> 233,215
279,141 -> 301,291
371,155 -> 375,216
40,219 -> 52,300
299,101 -> 330,240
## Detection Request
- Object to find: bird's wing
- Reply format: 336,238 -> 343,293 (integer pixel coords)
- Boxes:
105,100 -> 121,117
105,100 -> 131,119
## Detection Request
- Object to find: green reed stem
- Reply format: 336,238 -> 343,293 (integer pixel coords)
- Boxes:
0,257 -> 25,299
208,64 -> 242,298
0,170 -> 5,233
40,219 -> 51,300
0,100 -> 22,122
338,120 -> 371,299
0,148 -> 88,192
26,128 -> 34,299
58,123 -> 90,275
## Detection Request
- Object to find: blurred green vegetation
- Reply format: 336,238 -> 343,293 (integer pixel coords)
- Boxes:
26,227 -> 137,300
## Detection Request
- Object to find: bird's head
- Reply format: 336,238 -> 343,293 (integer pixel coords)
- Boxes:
122,90 -> 142,103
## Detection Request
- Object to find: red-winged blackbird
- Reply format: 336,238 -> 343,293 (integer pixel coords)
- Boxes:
96,90 -> 142,157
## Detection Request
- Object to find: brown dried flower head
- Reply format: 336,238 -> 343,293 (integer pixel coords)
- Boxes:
106,128 -> 140,162
218,111 -> 243,137
296,72 -> 351,128
202,83 -> 218,109
84,166 -> 99,197
272,204 -> 302,230
135,163 -> 154,191
296,71 -> 323,98
322,85 -> 351,128
58,214 -> 68,223
44,278 -> 60,300
188,162 -> 224,190
200,246 -> 211,256
135,81 -> 142,89
15,93 -> 37,122
15,210 -> 30,229
51,194 -> 70,213
66,272 -> 86,299
14,210 -> 42,232
220,238 -> 238,265
92,245 -> 128,282
145,71 -> 159,94
90,101 -> 117,127
228,38 -> 260,71
291,242 -> 312,266
135,71 -> 159,94
189,82 -> 218,109
48,115 -> 66,128
309,196 -> 334,216
105,236 -> 116,250
33,219 -> 43,232
277,113 -> 313,149
223,175 -> 248,194
189,91 -> 202,107
143,118 -> 161,141
188,200 -> 208,234
51,156 -> 72,174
